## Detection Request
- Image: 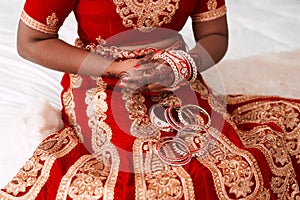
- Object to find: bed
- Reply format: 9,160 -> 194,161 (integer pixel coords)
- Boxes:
1,0 -> 300,187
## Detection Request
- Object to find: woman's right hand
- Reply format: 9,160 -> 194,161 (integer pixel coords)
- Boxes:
116,57 -> 176,93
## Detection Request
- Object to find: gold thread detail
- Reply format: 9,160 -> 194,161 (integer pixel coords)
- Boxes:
46,13 -> 59,27
133,138 -> 195,200
0,128 -> 78,200
191,5 -> 227,23
62,74 -> 84,143
197,127 -> 269,199
20,10 -> 59,34
85,77 -> 120,199
113,0 -> 181,31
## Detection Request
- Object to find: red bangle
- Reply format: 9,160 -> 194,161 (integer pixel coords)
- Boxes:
164,105 -> 182,131
155,136 -> 192,166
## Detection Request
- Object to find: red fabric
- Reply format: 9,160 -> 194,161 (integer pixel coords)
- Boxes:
2,73 -> 300,199
192,0 -> 226,15
23,0 -> 77,31
61,75 -> 224,199
4,0 -> 299,199
23,0 -> 226,43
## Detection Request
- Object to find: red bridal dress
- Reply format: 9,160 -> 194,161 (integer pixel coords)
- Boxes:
1,0 -> 300,199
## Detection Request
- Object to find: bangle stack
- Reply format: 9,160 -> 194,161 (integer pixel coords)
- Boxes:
155,136 -> 192,166
152,50 -> 198,88
150,102 -> 212,166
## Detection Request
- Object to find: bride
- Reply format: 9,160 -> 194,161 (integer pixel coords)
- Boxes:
1,0 -> 300,199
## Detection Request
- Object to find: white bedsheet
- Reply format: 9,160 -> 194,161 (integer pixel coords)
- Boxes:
1,0 -> 300,187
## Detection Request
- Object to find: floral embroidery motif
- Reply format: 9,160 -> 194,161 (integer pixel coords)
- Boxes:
56,154 -> 113,200
85,77 -> 112,150
121,63 -> 194,198
230,100 -> 300,199
46,13 -> 58,27
189,81 -> 268,199
112,0 -> 181,31
133,139 -> 195,200
57,77 -> 120,200
0,128 -> 78,199
197,127 -> 268,199
3,157 -> 43,196
237,126 -> 300,199
151,91 -> 182,106
189,79 -> 227,115
189,79 -> 209,99
85,77 -> 120,196
145,169 -> 183,199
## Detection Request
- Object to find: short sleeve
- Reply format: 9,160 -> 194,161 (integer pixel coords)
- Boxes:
191,0 -> 227,23
21,0 -> 78,34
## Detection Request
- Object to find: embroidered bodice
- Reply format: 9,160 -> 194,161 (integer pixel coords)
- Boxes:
21,0 -> 226,44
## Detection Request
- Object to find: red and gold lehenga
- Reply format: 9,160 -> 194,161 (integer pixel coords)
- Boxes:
1,0 -> 300,199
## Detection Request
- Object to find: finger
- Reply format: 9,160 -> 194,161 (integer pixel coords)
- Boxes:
134,63 -> 156,72
119,76 -> 149,90
122,75 -> 150,83
147,83 -> 165,92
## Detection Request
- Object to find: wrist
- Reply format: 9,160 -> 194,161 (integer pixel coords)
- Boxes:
152,50 -> 198,88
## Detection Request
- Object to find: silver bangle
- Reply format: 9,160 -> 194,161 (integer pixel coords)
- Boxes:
178,104 -> 211,129
149,104 -> 173,132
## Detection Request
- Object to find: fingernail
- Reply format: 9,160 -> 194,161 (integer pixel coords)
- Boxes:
134,64 -> 141,69
118,83 -> 125,88
121,78 -> 128,83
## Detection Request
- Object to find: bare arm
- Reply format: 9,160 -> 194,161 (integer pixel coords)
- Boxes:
17,21 -> 135,76
190,15 -> 229,71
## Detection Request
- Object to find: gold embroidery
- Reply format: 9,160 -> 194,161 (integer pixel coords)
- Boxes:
191,5 -> 227,23
133,139 -> 195,200
0,128 -> 78,200
122,80 -> 195,198
46,13 -> 59,27
20,10 -> 59,34
226,94 -> 300,105
229,99 -> 300,199
226,95 -> 265,105
231,100 -> 300,132
145,170 -> 183,199
3,157 -> 43,196
62,74 -> 84,142
96,35 -> 107,45
112,0 -> 181,31
123,90 -> 161,139
189,79 -> 227,115
56,153 -> 116,200
86,77 -> 112,150
197,127 -> 268,199
189,80 -> 269,199
207,0 -> 218,10
189,79 -> 209,99
85,77 -> 120,197
151,92 -> 182,106
233,125 -> 300,199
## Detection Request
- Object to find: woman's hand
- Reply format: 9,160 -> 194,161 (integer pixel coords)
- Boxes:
118,57 -> 175,93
